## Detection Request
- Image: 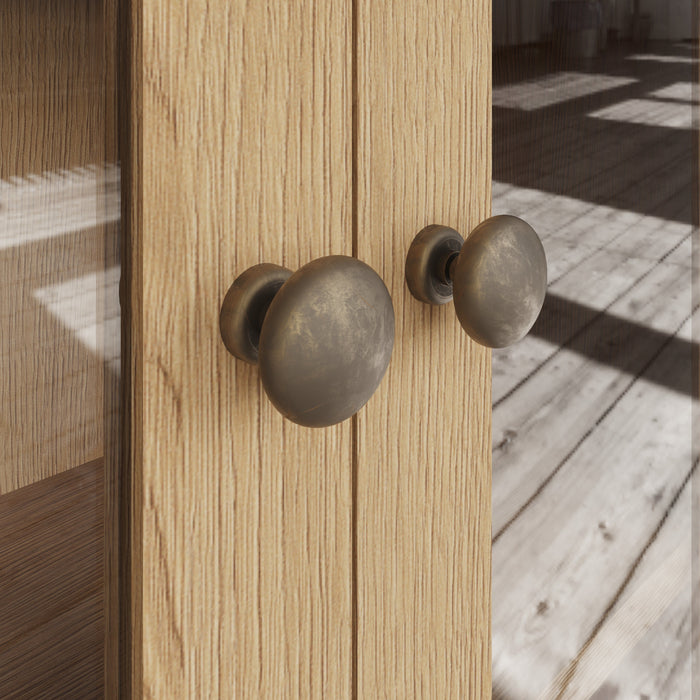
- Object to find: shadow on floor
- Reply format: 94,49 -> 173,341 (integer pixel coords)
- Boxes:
494,40 -> 696,224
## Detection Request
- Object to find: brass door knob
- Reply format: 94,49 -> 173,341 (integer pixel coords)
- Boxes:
405,215 -> 547,348
220,256 -> 394,427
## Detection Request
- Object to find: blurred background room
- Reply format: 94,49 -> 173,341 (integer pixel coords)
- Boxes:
490,1 -> 698,697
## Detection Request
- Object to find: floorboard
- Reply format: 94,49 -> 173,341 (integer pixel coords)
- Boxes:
0,459 -> 104,698
491,39 -> 696,698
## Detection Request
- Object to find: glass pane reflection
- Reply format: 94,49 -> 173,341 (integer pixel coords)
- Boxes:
0,1 -> 120,695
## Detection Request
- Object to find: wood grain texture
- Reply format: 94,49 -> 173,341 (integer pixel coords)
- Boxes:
541,477 -> 693,699
0,460 -> 104,698
493,308 -> 695,698
123,0 -> 143,691
355,1 -> 492,697
128,1 -> 353,696
0,1 -> 105,180
103,0 -> 121,694
0,0 -> 109,494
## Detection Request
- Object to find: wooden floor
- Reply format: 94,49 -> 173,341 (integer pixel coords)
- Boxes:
491,41 -> 697,699
0,460 -> 105,698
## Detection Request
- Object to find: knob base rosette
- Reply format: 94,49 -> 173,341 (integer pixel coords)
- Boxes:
220,263 -> 292,364
405,225 -> 464,305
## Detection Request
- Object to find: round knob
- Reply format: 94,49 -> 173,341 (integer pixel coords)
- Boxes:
220,256 -> 394,427
405,215 -> 547,348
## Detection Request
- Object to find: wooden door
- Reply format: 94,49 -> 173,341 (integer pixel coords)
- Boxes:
125,0 -> 491,697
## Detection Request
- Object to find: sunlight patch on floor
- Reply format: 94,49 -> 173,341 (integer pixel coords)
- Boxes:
588,98 -> 694,129
493,72 -> 637,111
33,266 -> 121,374
627,53 -> 698,64
0,164 -> 120,250
648,81 -> 698,103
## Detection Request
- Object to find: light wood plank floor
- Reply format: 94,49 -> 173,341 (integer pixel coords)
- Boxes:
491,41 -> 697,699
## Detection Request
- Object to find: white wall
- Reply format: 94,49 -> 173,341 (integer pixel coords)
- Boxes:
610,0 -> 698,40
494,0 -> 551,46
493,0 -> 697,46
647,0 -> 698,40
667,0 -> 696,39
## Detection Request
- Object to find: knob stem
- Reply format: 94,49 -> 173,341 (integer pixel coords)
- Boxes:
442,251 -> 460,285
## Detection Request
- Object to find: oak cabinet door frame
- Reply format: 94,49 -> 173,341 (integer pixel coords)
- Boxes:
123,1 -> 491,696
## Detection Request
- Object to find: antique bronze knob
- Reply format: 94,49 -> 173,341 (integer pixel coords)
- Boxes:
220,256 -> 394,427
405,215 -> 547,348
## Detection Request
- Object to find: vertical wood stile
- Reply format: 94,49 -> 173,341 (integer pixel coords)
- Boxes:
355,1 -> 493,696
103,1 -> 120,695
128,1 -> 353,696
